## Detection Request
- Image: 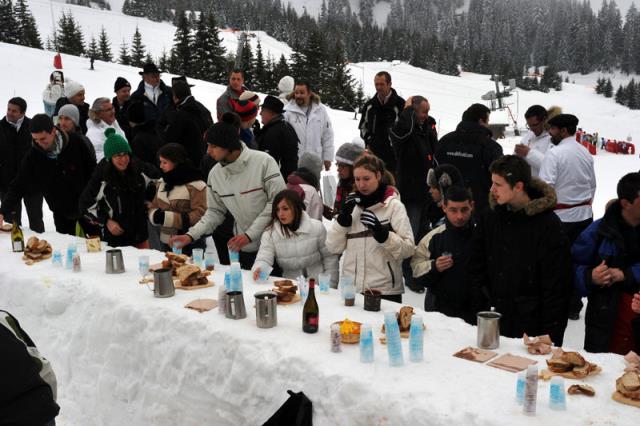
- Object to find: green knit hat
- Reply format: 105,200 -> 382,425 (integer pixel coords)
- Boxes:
103,128 -> 131,160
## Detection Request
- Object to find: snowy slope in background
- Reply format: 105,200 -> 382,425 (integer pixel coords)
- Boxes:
285,0 -> 390,26
29,0 -> 293,61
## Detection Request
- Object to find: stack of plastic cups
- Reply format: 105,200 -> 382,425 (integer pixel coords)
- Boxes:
359,323 -> 374,363
192,248 -> 204,267
409,314 -> 424,362
65,244 -> 77,270
549,376 -> 566,410
229,263 -> 243,292
228,248 -> 240,263
318,273 -> 331,294
383,311 -> 404,366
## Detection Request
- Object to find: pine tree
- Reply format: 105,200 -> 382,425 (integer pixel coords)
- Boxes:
0,0 -> 20,44
118,39 -> 130,65
192,13 -> 227,84
169,12 -> 193,75
273,54 -> 291,81
87,35 -> 99,59
56,11 -> 85,56
130,26 -> 146,68
14,0 -> 42,48
615,84 -> 626,105
627,80 -> 637,109
98,27 -> 113,62
603,78 -> 613,98
253,39 -> 267,91
158,48 -> 169,72
595,77 -> 604,94
237,36 -> 254,86
321,39 -> 357,110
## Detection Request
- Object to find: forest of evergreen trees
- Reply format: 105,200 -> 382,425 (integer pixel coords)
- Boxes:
2,0 -> 640,111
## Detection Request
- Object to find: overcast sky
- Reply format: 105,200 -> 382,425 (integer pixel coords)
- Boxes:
590,0 -> 635,13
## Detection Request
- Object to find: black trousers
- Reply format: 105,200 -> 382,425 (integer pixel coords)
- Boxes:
0,191 -> 44,233
562,218 -> 593,316
53,212 -> 77,236
380,294 -> 402,303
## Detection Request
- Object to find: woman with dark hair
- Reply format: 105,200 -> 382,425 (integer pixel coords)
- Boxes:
148,143 -> 207,255
79,128 -> 159,248
252,189 -> 338,285
326,153 -> 415,302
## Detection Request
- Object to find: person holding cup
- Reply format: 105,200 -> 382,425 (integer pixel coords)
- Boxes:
252,189 -> 338,285
148,143 -> 206,255
326,153 -> 415,302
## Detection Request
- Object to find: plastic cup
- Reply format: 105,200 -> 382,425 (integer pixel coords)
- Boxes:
192,248 -> 204,267
256,266 -> 273,283
205,251 -> 216,271
318,273 -> 331,293
138,255 -> 150,277
172,241 -> 182,255
228,247 -> 240,263
340,276 -> 355,306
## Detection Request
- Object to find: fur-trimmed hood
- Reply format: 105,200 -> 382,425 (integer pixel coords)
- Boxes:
489,177 -> 557,216
285,91 -> 321,104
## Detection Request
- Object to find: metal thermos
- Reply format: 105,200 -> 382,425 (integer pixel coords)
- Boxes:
225,291 -> 247,320
152,268 -> 175,298
105,249 -> 125,274
477,311 -> 502,349
254,291 -> 278,328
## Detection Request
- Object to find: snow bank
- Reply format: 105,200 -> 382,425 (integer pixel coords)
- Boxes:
1,230 -> 637,425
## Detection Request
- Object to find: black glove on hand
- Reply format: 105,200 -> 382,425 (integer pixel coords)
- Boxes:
337,193 -> 360,227
152,209 -> 165,225
360,210 -> 389,243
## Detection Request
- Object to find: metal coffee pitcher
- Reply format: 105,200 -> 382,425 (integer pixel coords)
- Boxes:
254,291 -> 277,328
477,311 -> 502,349
105,249 -> 125,274
225,291 -> 247,320
151,268 -> 175,298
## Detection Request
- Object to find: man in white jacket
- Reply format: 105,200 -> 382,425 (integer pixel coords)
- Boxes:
171,118 -> 286,269
539,113 -> 596,320
284,81 -> 334,171
85,97 -> 128,161
514,105 -> 551,177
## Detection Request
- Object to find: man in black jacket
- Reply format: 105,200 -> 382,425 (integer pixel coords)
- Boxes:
359,71 -> 405,172
572,172 -> 640,354
130,63 -> 172,123
436,103 -> 503,214
469,155 -> 572,346
112,76 -> 132,140
163,80 -> 212,166
256,95 -> 298,179
0,114 -> 97,235
411,186 -> 479,323
390,95 -> 438,292
0,97 -> 44,232
53,80 -> 90,134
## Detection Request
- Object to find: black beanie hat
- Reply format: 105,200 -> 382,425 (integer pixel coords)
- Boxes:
205,121 -> 241,150
114,77 -> 131,92
126,101 -> 146,124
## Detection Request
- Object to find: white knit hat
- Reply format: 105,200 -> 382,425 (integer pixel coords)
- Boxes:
278,76 -> 294,95
64,80 -> 85,98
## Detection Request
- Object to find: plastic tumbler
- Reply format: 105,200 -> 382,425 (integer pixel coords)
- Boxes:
318,273 -> 331,293
138,255 -> 150,277
228,247 -> 240,263
340,276 -> 355,306
256,266 -> 273,283
205,251 -> 215,271
192,248 -> 204,267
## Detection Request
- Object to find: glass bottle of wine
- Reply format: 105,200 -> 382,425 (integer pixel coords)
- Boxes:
11,214 -> 24,253
302,278 -> 319,333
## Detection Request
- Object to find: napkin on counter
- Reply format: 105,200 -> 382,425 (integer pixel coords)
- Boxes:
185,299 -> 218,313
487,353 -> 537,373
453,347 -> 499,363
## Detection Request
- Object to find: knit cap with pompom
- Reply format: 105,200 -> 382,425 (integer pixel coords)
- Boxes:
103,128 -> 131,160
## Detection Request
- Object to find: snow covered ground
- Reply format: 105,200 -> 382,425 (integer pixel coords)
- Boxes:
2,39 -> 640,424
29,0 -> 293,61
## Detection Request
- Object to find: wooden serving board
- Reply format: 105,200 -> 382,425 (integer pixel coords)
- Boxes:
379,324 -> 426,344
139,276 -> 214,290
278,294 -> 301,305
540,365 -> 602,381
612,391 -> 640,408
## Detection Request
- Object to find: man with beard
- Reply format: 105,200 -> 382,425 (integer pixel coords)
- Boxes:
358,71 -> 405,173
540,113 -> 597,320
284,80 -> 335,171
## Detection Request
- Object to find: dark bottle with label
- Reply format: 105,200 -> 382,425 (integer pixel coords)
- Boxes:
302,278 -> 319,333
11,214 -> 24,253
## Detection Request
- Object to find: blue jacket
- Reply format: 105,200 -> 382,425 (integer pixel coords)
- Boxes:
572,201 -> 640,352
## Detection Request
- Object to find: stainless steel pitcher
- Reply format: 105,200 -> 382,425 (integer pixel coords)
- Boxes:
254,291 -> 277,328
152,268 -> 175,298
477,311 -> 502,349
105,249 -> 125,274
225,291 -> 247,320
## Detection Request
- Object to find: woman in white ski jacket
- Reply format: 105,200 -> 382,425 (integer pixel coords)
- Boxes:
326,154 -> 415,302
252,189 -> 338,285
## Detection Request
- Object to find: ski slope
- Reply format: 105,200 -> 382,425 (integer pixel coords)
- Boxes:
29,0 -> 293,61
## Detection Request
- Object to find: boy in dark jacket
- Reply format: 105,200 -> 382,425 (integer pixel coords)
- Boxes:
412,186 -> 479,323
572,172 -> 640,354
469,155 -> 572,346
0,114 -> 96,235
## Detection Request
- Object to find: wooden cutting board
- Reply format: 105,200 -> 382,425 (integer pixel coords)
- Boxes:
612,391 -> 640,408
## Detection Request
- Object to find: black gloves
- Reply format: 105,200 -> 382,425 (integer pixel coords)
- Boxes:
360,210 -> 389,243
336,193 -> 360,227
152,209 -> 165,225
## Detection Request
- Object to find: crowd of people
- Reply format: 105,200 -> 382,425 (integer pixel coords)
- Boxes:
2,65 -> 640,425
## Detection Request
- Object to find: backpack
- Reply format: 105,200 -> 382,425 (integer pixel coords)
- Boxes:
0,310 -> 58,400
